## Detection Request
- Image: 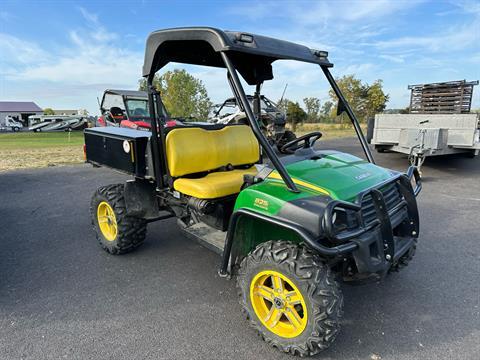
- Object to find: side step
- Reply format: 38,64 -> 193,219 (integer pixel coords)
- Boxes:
180,222 -> 226,254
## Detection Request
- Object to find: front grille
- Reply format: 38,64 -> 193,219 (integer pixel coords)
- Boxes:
361,182 -> 402,225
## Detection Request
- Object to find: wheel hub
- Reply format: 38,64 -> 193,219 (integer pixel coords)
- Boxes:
250,270 -> 308,338
97,201 -> 118,241
273,297 -> 284,309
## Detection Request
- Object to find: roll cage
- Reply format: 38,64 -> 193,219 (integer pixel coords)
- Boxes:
143,27 -> 375,192
100,89 -> 150,120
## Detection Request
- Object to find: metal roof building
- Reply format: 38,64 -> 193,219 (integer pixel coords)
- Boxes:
0,101 -> 43,126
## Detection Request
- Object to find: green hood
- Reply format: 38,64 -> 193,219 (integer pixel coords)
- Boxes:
283,152 -> 394,201
234,151 -> 398,216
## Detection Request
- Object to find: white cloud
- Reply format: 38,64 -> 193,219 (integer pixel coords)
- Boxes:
379,54 -> 406,63
0,7 -> 144,113
0,34 -> 50,68
229,0 -> 425,24
372,20 -> 479,52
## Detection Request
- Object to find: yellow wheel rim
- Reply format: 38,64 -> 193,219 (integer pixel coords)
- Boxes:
97,201 -> 117,241
250,270 -> 308,338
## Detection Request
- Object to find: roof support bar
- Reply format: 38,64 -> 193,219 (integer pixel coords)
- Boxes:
147,80 -> 166,189
220,52 -> 299,193
321,66 -> 375,164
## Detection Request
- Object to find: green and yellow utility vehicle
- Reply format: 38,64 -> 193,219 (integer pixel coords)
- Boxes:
84,27 -> 422,356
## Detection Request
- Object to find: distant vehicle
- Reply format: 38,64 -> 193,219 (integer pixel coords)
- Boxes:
28,115 -> 87,132
0,116 -> 24,132
97,89 -> 191,130
209,95 -> 296,152
97,90 -> 153,131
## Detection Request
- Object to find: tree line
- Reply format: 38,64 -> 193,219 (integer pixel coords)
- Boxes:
139,70 -> 389,126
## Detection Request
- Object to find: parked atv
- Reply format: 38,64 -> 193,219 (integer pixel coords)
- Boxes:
97,89 -> 153,131
84,27 -> 422,357
210,95 -> 296,152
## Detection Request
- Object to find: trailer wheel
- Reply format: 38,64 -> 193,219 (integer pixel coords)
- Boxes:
90,184 -> 147,254
237,240 -> 342,356
465,151 -> 477,159
389,239 -> 417,273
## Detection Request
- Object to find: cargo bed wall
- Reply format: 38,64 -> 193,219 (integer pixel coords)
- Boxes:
372,114 -> 479,148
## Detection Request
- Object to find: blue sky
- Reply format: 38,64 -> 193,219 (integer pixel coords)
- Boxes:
0,0 -> 479,115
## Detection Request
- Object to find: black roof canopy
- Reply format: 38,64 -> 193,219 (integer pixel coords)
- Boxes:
142,27 -> 332,85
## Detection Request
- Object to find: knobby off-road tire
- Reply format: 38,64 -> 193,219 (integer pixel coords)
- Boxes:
237,240 -> 343,356
90,184 -> 147,254
389,238 -> 417,273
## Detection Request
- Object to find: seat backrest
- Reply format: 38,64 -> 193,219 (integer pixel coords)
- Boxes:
110,107 -> 124,116
166,125 -> 260,177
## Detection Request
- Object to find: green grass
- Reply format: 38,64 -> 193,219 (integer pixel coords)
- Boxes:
288,122 -> 366,138
0,131 -> 85,171
0,131 -> 84,149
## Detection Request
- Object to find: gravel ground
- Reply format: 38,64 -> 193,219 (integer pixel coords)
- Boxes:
0,137 -> 479,360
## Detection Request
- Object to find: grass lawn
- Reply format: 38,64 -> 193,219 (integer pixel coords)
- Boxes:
0,124 -> 363,172
0,131 -> 85,171
290,122 -> 367,138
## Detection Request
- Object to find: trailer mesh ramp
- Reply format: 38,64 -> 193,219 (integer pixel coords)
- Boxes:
408,80 -> 478,114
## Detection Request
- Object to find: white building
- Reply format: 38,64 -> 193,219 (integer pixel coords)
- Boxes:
0,101 -> 43,126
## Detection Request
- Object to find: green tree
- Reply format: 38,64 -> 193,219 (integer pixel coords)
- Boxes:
43,108 -> 55,115
286,101 -> 307,131
139,69 -> 212,119
303,97 -> 321,123
364,80 -> 389,119
321,101 -> 333,116
328,75 -> 389,122
328,75 -> 364,122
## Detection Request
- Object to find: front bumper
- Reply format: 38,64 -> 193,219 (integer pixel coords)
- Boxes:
322,166 -> 421,279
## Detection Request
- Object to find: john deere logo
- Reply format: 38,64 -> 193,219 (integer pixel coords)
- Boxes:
355,172 -> 371,180
254,198 -> 269,210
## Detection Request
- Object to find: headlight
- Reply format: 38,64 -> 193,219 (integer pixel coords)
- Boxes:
332,208 -> 359,233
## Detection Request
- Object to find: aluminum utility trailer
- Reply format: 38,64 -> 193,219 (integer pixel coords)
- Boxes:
369,80 -> 480,170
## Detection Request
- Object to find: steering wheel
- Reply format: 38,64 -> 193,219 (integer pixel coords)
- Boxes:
280,131 -> 322,153
133,108 -> 147,116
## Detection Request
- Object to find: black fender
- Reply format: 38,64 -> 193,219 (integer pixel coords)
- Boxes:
124,180 -> 160,219
219,208 -> 358,276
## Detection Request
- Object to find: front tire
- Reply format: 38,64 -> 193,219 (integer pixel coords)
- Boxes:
237,241 -> 343,356
90,184 -> 147,254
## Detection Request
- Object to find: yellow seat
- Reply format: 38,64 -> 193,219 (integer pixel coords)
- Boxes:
174,166 -> 258,199
165,125 -> 260,199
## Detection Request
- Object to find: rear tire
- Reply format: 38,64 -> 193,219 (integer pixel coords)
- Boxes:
237,240 -> 343,356
90,184 -> 147,254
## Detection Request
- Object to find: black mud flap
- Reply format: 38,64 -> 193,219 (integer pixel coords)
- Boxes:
124,180 -> 159,219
